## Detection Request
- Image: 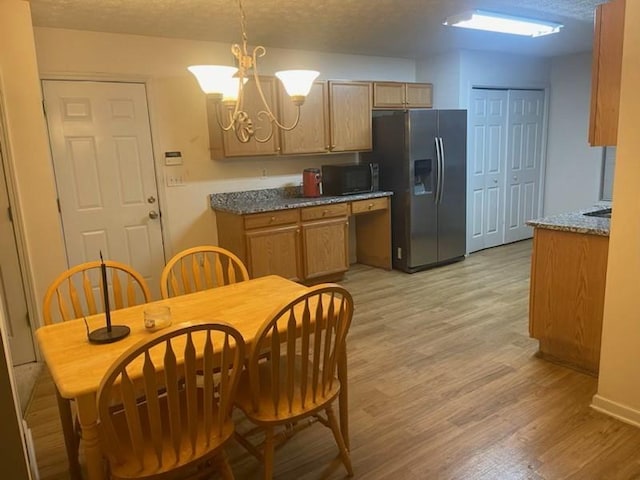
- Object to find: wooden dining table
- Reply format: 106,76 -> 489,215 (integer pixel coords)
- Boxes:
36,275 -> 352,480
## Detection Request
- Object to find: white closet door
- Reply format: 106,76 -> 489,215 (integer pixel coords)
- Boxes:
468,88 -> 508,253
504,90 -> 545,244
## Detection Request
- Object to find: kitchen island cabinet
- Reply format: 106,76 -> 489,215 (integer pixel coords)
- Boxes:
527,209 -> 610,375
211,189 -> 391,283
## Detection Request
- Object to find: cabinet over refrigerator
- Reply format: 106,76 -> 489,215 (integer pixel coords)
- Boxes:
363,109 -> 467,272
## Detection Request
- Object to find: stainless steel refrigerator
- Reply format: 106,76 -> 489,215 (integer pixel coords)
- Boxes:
363,109 -> 467,272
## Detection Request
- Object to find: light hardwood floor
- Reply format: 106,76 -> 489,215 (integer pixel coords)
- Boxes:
26,241 -> 640,479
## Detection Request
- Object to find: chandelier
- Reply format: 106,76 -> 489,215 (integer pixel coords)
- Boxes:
188,0 -> 319,144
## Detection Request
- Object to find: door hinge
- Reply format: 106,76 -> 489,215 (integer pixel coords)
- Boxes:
7,205 -> 12,222
25,312 -> 31,328
42,100 -> 47,116
56,198 -> 61,213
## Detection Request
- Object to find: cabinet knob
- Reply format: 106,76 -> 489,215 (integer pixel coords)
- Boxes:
368,203 -> 374,209
270,216 -> 276,222
322,210 -> 328,216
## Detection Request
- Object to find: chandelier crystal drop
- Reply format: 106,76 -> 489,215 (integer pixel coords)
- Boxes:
188,0 -> 319,143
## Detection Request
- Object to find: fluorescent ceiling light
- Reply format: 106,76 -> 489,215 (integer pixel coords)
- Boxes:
444,10 -> 563,37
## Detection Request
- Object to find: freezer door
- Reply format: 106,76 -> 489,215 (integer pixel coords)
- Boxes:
408,110 -> 439,269
437,110 -> 467,261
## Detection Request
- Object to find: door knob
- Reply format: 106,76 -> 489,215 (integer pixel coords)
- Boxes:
147,196 -> 156,204
149,210 -> 159,219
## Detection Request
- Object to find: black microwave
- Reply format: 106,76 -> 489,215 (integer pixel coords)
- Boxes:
321,163 -> 379,196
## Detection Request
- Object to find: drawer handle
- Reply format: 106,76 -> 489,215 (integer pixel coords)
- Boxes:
368,203 -> 374,209
323,210 -> 328,216
270,216 -> 276,222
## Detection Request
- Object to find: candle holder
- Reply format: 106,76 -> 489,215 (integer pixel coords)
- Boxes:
87,252 -> 131,344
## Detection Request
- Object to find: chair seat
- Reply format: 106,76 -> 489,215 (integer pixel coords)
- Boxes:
234,358 -> 341,425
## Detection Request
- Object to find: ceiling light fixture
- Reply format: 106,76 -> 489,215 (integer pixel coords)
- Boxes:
188,0 -> 319,143
443,10 -> 563,37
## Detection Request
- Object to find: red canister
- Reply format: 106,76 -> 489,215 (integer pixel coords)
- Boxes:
302,168 -> 322,197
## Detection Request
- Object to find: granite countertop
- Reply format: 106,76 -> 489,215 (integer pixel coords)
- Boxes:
210,187 -> 393,215
526,206 -> 610,236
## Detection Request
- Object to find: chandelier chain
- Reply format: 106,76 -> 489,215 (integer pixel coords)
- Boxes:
238,0 -> 249,53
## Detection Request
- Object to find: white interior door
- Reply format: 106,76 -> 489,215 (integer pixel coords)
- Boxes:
504,90 -> 544,243
0,142 -> 35,365
468,88 -> 508,253
43,80 -> 164,300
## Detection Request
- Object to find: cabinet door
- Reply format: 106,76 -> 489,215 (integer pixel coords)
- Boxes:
279,81 -> 329,155
246,225 -> 302,281
373,82 -> 405,108
329,81 -> 372,152
222,76 -> 281,157
588,0 -> 625,146
406,83 -> 433,108
301,217 -> 349,280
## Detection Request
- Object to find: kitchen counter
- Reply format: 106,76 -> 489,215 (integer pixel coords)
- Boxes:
526,206 -> 610,236
210,187 -> 393,215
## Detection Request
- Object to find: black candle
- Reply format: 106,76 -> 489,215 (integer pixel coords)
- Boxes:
99,251 -> 112,332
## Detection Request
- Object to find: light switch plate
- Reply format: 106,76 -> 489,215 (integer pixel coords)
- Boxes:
166,172 -> 185,187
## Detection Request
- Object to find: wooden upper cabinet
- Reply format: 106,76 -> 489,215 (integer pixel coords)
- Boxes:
279,81 -> 329,155
221,76 -> 280,157
328,81 -> 372,152
373,82 -> 433,109
589,0 -> 625,146
405,83 -> 433,108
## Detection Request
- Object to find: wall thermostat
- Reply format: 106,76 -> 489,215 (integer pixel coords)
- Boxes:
164,151 -> 183,166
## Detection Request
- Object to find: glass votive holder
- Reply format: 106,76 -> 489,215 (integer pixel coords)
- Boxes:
144,305 -> 172,332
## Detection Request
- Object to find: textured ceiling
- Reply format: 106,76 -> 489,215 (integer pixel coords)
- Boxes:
29,0 -> 602,58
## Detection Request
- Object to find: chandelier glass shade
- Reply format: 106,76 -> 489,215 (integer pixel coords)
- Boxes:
188,0 -> 319,144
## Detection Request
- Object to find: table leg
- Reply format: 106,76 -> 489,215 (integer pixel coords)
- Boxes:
337,346 -> 350,450
76,394 -> 104,480
55,388 -> 82,480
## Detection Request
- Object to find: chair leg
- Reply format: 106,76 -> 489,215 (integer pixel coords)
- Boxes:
326,405 -> 354,477
55,388 -> 82,480
263,426 -> 275,480
213,450 -> 235,480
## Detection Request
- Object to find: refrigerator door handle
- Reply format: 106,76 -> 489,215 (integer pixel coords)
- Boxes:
438,137 -> 445,204
434,137 -> 441,203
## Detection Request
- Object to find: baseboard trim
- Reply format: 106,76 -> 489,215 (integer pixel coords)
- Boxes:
591,394 -> 640,428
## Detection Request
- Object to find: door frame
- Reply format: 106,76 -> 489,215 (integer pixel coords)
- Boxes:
0,84 -> 40,362
39,72 -> 172,265
465,82 -> 550,253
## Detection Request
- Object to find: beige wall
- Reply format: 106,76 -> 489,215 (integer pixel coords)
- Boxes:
33,27 -> 416,257
0,1 -> 66,327
593,1 -> 640,425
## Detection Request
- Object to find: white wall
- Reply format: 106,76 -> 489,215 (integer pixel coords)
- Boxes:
416,51 -> 461,109
33,27 -> 416,257
544,52 -> 603,215
458,50 -> 550,108
0,2 -> 67,329
593,0 -> 640,426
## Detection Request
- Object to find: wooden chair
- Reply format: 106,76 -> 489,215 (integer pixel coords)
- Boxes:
43,259 -> 152,325
97,321 -> 245,480
234,284 -> 354,479
42,260 -> 151,480
160,246 -> 249,299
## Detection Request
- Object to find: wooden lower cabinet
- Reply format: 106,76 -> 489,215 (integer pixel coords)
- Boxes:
245,225 -> 302,282
301,217 -> 349,280
214,195 -> 391,283
529,228 -> 609,375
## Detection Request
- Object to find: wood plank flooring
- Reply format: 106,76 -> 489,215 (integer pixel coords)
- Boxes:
25,241 -> 640,479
